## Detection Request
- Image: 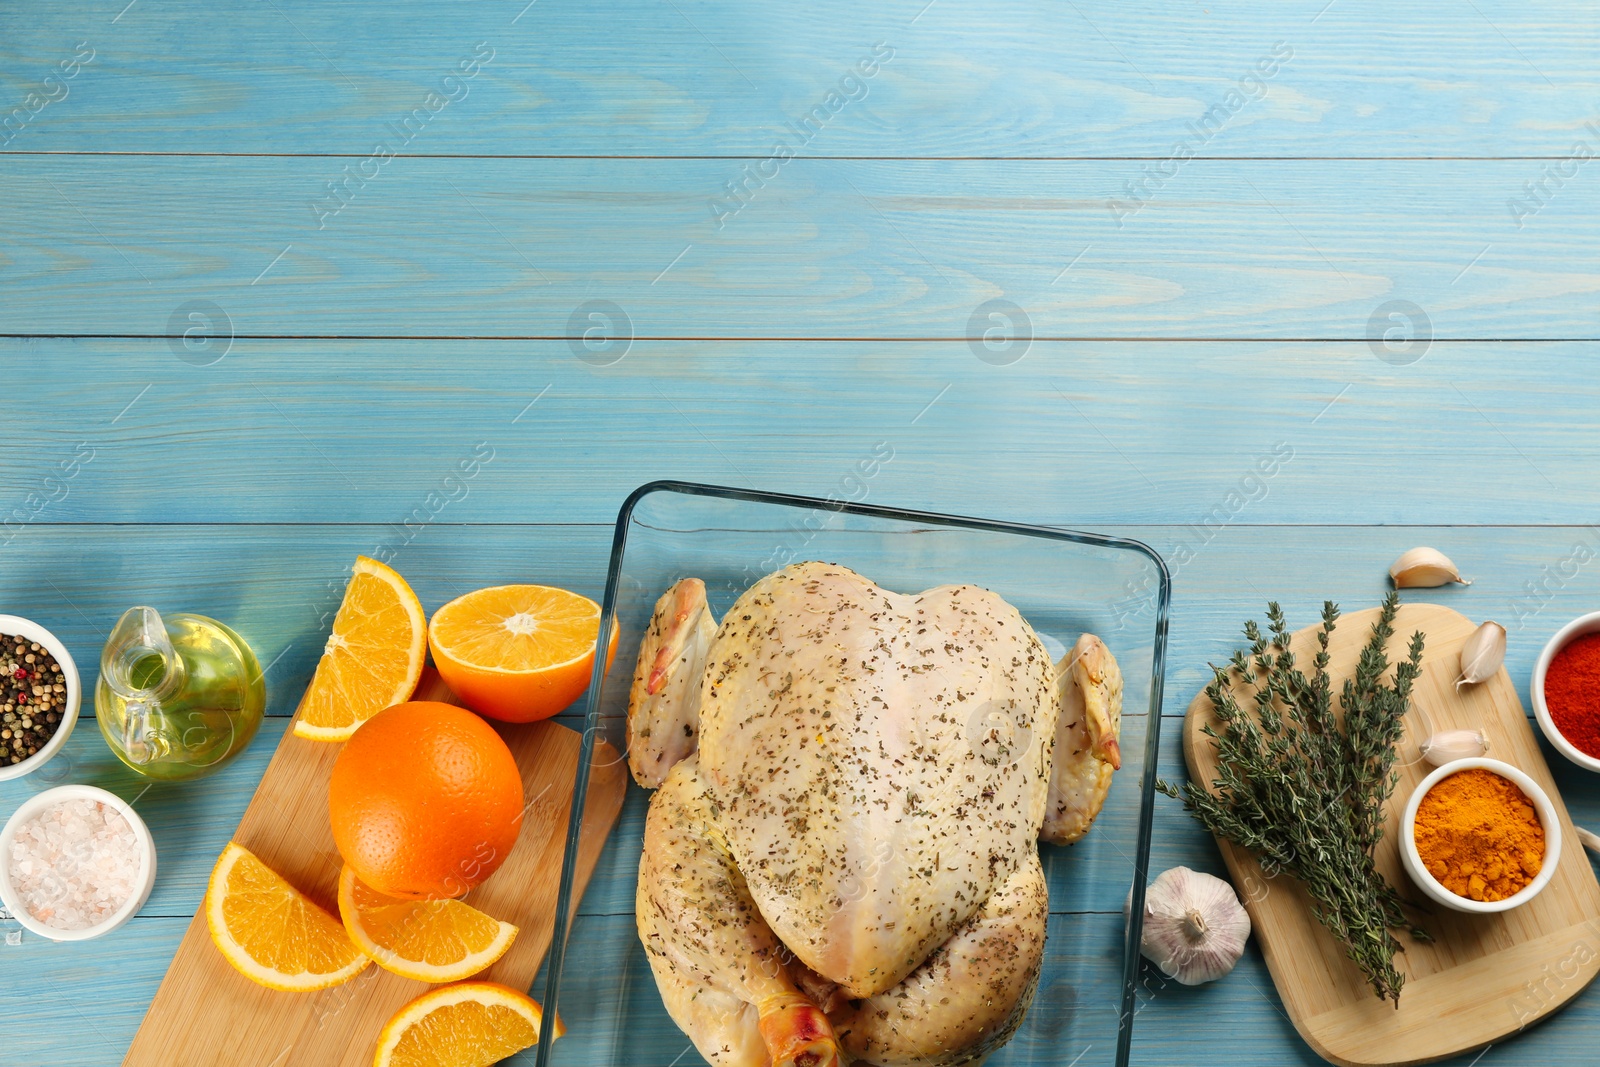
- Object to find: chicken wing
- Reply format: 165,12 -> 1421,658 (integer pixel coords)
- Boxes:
1039,634 -> 1123,845
627,578 -> 719,788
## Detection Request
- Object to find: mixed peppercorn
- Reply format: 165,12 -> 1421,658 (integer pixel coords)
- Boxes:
2,635 -> 68,765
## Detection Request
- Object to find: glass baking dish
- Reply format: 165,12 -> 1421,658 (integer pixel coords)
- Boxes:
534,482 -> 1170,1067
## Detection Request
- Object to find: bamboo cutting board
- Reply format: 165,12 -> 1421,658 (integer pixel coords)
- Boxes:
1184,603 -> 1600,1067
124,669 -> 627,1067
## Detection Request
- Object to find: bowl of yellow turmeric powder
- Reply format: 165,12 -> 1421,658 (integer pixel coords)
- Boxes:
1401,758 -> 1560,914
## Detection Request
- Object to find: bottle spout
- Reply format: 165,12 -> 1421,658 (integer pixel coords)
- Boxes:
101,607 -> 185,763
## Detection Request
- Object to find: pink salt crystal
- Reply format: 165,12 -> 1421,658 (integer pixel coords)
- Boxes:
5,798 -> 141,931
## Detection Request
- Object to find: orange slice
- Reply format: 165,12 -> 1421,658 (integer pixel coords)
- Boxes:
337,866 -> 518,982
205,842 -> 369,992
294,555 -> 426,741
373,981 -> 563,1067
428,585 -> 617,722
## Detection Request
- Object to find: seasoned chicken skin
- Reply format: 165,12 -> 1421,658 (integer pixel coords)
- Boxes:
629,562 -> 1123,1067
638,754 -> 840,1067
697,563 -> 1055,998
832,852 -> 1049,1066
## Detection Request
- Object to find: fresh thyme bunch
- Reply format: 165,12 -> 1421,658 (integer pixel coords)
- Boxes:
1157,592 -> 1430,1004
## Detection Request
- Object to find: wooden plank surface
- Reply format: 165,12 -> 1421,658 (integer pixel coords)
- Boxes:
2,158 -> 1595,338
2,524 -> 1599,723
1183,604 -> 1600,1066
1,1 -> 1594,157
2,340 -> 1599,526
10,740 -> 1600,1067
4,0 -> 1600,1063
2,524 -> 1596,930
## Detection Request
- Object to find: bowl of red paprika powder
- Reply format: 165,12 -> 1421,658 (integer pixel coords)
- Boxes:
1533,611 -> 1600,774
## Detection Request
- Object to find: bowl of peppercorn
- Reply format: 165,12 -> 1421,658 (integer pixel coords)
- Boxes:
1533,610 -> 1600,775
0,615 -> 81,782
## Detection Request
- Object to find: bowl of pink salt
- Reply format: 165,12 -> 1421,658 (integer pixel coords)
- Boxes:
0,784 -> 156,941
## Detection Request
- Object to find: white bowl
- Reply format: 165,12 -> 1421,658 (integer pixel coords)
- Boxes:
1531,610 -> 1600,774
0,615 -> 82,782
1400,757 -> 1560,914
0,784 -> 157,941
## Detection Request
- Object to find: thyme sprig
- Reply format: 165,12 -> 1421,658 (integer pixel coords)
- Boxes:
1157,592 -> 1430,1004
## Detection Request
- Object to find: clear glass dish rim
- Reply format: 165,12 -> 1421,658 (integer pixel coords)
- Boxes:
534,479 -> 1173,1067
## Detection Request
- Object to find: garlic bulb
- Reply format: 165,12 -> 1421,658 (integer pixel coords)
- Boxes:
1389,547 -> 1471,588
1420,728 -> 1489,766
1456,620 -> 1506,688
1134,866 -> 1250,985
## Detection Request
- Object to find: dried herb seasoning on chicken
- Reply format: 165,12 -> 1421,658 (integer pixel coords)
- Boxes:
1157,592 -> 1431,1004
626,562 -> 1126,1066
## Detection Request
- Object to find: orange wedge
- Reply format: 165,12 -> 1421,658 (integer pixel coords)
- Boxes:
428,585 -> 617,722
206,842 -> 370,992
373,981 -> 563,1067
338,866 -> 518,982
294,555 -> 426,741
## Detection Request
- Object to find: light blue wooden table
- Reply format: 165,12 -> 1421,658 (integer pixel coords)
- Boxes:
3,1 -> 1598,1063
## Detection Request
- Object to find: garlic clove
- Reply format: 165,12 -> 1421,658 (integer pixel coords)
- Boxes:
1389,547 -> 1471,588
1134,866 -> 1251,985
1455,620 -> 1506,689
1420,728 -> 1490,766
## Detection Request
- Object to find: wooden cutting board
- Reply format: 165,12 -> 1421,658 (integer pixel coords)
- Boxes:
1184,603 -> 1600,1067
124,668 -> 627,1067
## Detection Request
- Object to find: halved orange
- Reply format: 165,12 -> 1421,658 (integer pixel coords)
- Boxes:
428,585 -> 617,722
373,981 -> 563,1067
338,866 -> 518,982
294,556 -> 427,741
206,842 -> 370,992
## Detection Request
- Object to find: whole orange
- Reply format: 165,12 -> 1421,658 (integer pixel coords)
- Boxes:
328,701 -> 524,900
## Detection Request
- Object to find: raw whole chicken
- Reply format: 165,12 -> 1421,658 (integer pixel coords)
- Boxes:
628,562 -> 1123,1067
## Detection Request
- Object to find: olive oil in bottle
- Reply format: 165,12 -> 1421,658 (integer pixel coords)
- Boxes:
96,607 -> 265,780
